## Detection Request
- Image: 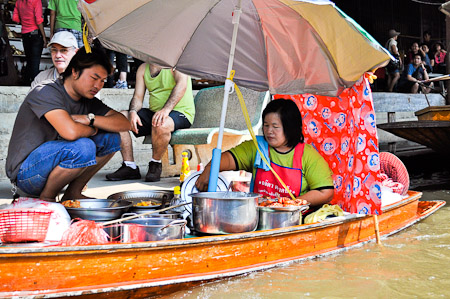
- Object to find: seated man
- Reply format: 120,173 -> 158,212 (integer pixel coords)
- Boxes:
31,31 -> 78,88
398,53 -> 433,94
106,63 -> 195,182
6,47 -> 131,201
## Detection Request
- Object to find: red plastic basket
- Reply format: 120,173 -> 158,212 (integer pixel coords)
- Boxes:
0,209 -> 52,243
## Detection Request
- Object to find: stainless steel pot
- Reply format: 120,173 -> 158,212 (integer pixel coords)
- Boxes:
122,211 -> 182,220
121,218 -> 186,242
190,192 -> 261,234
257,205 -> 309,230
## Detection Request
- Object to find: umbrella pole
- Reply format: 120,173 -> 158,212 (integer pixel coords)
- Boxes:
208,2 -> 242,192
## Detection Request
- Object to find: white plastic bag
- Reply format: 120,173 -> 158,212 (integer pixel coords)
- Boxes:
4,198 -> 71,242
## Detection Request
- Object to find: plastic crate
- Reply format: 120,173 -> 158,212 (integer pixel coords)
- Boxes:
0,209 -> 52,243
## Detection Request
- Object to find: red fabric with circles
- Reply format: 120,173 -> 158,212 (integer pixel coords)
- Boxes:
275,75 -> 383,215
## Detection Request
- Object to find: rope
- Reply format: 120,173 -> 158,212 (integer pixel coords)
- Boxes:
228,71 -> 296,201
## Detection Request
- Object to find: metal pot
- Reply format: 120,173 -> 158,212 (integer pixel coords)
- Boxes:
99,223 -> 121,241
257,205 -> 309,230
122,211 -> 182,220
190,192 -> 261,234
121,218 -> 186,242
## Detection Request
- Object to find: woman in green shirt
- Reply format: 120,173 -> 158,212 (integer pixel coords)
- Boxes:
196,99 -> 334,208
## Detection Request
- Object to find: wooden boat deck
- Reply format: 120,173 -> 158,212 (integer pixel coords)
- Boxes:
377,120 -> 450,153
0,191 -> 445,298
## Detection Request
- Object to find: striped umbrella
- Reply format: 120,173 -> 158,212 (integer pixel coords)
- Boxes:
79,0 -> 391,191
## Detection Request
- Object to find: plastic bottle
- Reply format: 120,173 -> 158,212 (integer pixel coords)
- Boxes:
170,186 -> 184,214
180,151 -> 191,184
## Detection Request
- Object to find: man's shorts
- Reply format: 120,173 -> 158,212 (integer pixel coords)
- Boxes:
16,132 -> 120,196
133,108 -> 192,137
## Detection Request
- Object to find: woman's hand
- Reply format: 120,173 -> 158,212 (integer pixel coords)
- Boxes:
195,164 -> 211,191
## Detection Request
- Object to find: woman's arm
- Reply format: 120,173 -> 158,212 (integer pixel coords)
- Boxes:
297,188 -> 334,207
195,152 -> 237,191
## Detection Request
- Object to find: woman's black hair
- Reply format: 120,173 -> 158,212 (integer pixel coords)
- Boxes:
262,98 -> 304,148
61,46 -> 113,81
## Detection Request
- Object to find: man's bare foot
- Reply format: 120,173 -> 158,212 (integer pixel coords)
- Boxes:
39,197 -> 57,202
61,193 -> 93,201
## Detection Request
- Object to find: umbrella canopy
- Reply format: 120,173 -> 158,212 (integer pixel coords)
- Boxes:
79,0 -> 390,97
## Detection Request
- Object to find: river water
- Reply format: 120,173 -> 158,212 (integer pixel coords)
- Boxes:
164,151 -> 450,298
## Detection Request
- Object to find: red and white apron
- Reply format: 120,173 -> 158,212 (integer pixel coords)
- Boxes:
253,142 -> 305,198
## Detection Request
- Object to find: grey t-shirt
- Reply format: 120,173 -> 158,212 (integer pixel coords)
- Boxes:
6,79 -> 112,182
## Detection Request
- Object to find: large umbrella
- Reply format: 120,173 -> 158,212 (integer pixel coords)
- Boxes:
79,0 -> 391,191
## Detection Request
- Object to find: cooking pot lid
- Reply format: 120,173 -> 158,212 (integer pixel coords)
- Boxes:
181,171 -> 230,214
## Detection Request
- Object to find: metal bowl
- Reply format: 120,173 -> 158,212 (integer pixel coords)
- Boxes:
107,190 -> 174,213
190,192 -> 261,234
62,198 -> 132,221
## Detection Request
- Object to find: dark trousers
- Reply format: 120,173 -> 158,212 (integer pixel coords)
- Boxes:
106,50 -> 128,87
22,31 -> 43,85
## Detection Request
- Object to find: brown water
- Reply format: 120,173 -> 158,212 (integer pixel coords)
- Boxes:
164,152 -> 450,298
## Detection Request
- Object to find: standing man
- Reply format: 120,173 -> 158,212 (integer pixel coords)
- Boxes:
48,0 -> 83,48
106,63 -> 195,182
6,47 -> 131,201
31,31 -> 78,88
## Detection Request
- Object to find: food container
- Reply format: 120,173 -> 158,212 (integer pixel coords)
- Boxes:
107,190 -> 174,213
121,218 -> 186,242
190,192 -> 261,235
62,198 -> 132,221
257,205 -> 309,230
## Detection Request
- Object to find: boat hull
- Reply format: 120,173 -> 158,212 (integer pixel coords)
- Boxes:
0,191 -> 445,298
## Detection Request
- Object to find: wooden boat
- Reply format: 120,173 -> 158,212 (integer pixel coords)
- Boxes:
0,191 -> 445,298
378,105 -> 450,153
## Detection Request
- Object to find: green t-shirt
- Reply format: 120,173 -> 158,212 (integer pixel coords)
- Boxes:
48,0 -> 82,31
144,65 -> 195,124
229,140 -> 334,195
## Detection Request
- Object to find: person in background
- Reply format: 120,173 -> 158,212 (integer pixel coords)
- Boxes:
385,29 -> 402,92
106,63 -> 195,182
398,53 -> 433,94
48,0 -> 83,48
196,99 -> 334,209
31,31 -> 78,88
12,0 -> 48,85
5,47 -> 131,201
106,50 -> 128,89
431,42 -> 447,74
423,31 -> 432,50
419,43 -> 433,73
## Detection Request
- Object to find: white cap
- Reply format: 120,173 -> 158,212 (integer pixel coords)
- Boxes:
48,31 -> 78,49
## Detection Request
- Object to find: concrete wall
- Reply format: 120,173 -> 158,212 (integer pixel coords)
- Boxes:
0,87 -> 446,181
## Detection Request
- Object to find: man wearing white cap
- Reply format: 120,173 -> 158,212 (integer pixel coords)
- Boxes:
31,31 -> 78,88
